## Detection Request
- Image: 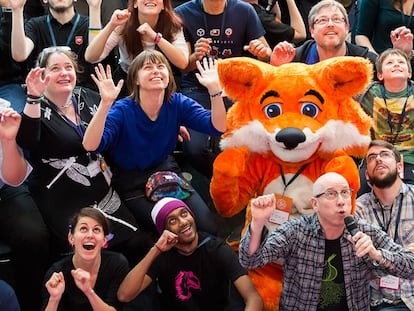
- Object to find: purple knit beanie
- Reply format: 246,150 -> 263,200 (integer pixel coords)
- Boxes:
151,197 -> 193,234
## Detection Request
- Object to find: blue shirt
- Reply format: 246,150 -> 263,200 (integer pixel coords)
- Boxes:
96,93 -> 222,170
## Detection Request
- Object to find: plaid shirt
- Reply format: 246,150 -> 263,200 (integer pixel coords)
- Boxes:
239,214 -> 414,311
356,183 -> 414,309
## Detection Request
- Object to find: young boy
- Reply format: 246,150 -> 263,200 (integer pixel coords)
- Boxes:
358,48 -> 414,194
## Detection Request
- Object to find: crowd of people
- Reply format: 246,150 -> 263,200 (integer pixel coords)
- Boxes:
0,0 -> 414,310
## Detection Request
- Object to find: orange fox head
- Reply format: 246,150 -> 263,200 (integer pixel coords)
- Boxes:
217,56 -> 373,162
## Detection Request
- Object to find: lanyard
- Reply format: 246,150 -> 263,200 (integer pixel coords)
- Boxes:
46,13 -> 80,47
400,0 -> 414,27
380,84 -> 410,144
44,95 -> 84,138
279,163 -> 309,194
372,195 -> 403,242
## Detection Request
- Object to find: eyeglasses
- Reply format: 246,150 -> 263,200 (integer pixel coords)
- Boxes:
314,189 -> 353,200
366,150 -> 394,163
38,46 -> 71,67
313,16 -> 346,26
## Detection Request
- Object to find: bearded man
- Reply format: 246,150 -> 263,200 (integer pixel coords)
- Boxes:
356,139 -> 414,311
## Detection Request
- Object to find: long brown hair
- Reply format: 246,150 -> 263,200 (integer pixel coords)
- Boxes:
122,0 -> 183,58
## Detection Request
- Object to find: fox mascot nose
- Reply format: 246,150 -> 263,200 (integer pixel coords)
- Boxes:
275,127 -> 306,150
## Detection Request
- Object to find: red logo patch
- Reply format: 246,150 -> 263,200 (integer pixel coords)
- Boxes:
75,36 -> 83,45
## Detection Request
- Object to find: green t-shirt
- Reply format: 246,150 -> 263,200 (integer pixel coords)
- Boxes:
359,82 -> 414,164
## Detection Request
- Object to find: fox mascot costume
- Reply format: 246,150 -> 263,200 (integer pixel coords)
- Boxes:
211,56 -> 373,310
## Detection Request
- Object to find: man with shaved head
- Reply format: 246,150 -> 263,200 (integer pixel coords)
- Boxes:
239,172 -> 414,311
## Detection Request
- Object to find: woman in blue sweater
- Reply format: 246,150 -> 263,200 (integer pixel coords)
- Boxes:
83,50 -> 226,235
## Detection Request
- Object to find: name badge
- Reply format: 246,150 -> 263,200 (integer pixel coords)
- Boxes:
87,160 -> 101,178
269,194 -> 292,225
379,275 -> 400,290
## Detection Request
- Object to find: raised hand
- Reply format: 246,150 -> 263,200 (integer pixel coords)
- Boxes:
25,67 -> 48,97
0,108 -> 22,141
244,39 -> 270,60
250,194 -> 276,228
155,230 -> 179,252
195,57 -> 220,91
109,9 -> 130,28
45,272 -> 65,299
193,38 -> 212,61
7,0 -> 27,10
91,63 -> 124,107
271,41 -> 295,66
391,26 -> 413,56
71,268 -> 94,295
137,22 -> 157,43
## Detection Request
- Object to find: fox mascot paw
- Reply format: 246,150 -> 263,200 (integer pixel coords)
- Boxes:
211,56 -> 373,311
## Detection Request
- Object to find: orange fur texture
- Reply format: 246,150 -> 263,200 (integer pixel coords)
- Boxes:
211,56 -> 373,311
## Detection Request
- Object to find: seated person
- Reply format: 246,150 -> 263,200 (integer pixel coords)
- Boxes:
42,207 -> 129,310
82,50 -> 225,235
0,100 -> 50,311
117,197 -> 263,310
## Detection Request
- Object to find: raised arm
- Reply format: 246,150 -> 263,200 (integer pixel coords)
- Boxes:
0,107 -> 29,185
87,0 -> 103,43
71,268 -> 116,311
138,23 -> 189,70
248,194 -> 276,255
284,0 -> 306,43
194,58 -> 226,132
82,64 -> 123,151
10,0 -> 34,62
117,230 -> 178,302
85,9 -> 130,63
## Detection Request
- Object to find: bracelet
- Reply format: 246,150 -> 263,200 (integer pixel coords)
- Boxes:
88,27 -> 102,34
154,244 -> 162,253
27,94 -> 42,100
154,32 -> 163,44
209,90 -> 223,98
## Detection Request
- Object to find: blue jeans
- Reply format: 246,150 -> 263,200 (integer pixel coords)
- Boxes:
0,83 -> 26,112
0,280 -> 20,311
371,301 -> 410,311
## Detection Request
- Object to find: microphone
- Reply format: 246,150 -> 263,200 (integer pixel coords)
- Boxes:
344,216 -> 359,236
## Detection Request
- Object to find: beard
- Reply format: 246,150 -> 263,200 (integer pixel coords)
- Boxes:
369,169 -> 398,189
48,1 -> 74,14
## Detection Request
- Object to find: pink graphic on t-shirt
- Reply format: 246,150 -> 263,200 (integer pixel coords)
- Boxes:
175,271 -> 201,300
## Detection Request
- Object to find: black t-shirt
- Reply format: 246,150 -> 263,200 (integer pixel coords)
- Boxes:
317,237 -> 349,311
41,251 -> 129,311
147,232 -> 247,311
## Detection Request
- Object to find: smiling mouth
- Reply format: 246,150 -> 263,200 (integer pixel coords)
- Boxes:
83,243 -> 95,250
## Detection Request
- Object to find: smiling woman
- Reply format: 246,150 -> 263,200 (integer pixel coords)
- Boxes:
42,207 -> 129,310
16,48 -> 144,265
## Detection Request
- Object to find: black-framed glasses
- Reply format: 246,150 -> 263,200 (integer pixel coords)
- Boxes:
38,46 -> 71,67
366,150 -> 394,163
313,16 -> 346,26
314,189 -> 353,200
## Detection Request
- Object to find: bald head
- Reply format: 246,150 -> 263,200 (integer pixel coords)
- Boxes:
313,172 -> 349,196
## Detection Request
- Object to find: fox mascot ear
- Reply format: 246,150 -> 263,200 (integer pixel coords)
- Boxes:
218,56 -> 373,157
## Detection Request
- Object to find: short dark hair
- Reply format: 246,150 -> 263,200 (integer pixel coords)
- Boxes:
367,140 -> 401,162
69,207 -> 111,236
375,48 -> 412,75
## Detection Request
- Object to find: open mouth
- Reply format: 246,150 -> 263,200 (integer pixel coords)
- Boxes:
83,243 -> 95,250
